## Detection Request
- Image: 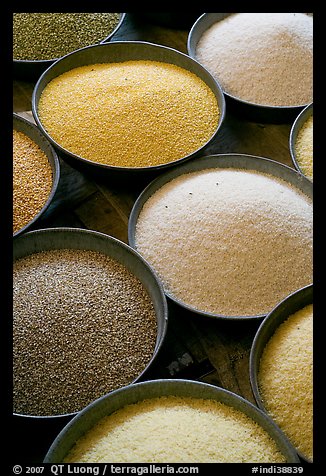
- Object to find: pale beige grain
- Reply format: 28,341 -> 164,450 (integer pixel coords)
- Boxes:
196,13 -> 313,106
295,115 -> 313,180
259,304 -> 313,460
135,168 -> 313,317
65,396 -> 287,463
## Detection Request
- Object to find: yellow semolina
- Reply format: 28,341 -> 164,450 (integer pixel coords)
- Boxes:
64,396 -> 287,463
258,304 -> 313,461
295,115 -> 313,180
37,61 -> 220,168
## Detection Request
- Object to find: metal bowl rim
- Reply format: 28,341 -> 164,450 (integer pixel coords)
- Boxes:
128,153 -> 313,321
43,378 -> 300,463
13,113 -> 61,238
13,226 -> 169,419
187,12 -> 312,111
13,13 -> 127,64
289,103 -> 313,180
249,283 -> 313,463
31,40 -> 226,172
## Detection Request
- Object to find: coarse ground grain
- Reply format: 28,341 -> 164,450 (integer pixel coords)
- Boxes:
135,168 -> 313,317
13,13 -> 121,61
195,13 -> 313,107
258,304 -> 313,461
64,395 -> 287,463
37,60 -> 220,168
13,129 -> 53,234
295,115 -> 313,180
13,249 -> 157,416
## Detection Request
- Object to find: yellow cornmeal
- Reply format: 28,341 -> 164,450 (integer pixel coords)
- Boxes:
64,395 -> 287,463
295,115 -> 313,180
38,61 -> 220,168
258,304 -> 313,461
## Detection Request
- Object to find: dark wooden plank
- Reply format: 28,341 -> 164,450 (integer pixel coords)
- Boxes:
206,114 -> 293,166
74,189 -> 129,242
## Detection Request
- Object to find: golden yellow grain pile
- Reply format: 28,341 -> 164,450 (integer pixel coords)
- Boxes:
258,304 -> 313,461
13,129 -> 53,234
65,396 -> 287,463
295,115 -> 313,180
38,60 -> 220,168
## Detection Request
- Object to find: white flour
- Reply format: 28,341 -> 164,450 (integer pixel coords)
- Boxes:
195,13 -> 313,106
135,168 -> 313,316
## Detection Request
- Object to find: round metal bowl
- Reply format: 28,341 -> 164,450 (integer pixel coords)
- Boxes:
289,103 -> 313,181
43,379 -> 299,463
187,13 -> 312,123
249,284 -> 313,463
13,227 -> 168,417
13,13 -> 126,80
128,153 -> 313,321
31,41 -> 225,177
13,113 -> 60,238
13,227 -> 167,461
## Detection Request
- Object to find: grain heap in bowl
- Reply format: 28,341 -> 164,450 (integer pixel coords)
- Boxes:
132,158 -> 313,318
258,304 -> 313,461
293,111 -> 313,181
13,127 -> 54,235
44,380 -> 300,463
13,245 -> 158,416
13,13 -> 122,61
36,56 -> 220,168
193,13 -> 312,107
63,394 -> 288,463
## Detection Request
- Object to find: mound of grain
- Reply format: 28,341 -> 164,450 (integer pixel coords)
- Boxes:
13,13 -> 121,61
135,168 -> 313,317
195,13 -> 313,107
258,304 -> 313,461
295,114 -> 313,180
13,249 -> 157,416
13,129 -> 53,234
37,60 -> 219,168
64,395 -> 287,463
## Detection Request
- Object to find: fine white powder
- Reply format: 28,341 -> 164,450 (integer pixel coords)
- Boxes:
195,13 -> 313,107
135,168 -> 313,317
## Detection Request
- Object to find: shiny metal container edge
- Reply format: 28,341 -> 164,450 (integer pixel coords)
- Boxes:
128,153 -> 313,321
13,113 -> 60,238
13,227 -> 168,420
43,379 -> 300,463
187,13 -> 312,124
31,40 -> 225,176
289,103 -> 313,180
13,13 -> 126,80
249,284 -> 313,463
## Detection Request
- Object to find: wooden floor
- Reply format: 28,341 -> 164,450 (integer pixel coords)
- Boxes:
13,13 -> 305,464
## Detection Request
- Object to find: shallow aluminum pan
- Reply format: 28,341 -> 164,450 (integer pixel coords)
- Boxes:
187,13 -> 312,124
13,113 -> 60,238
31,41 -> 225,177
289,103 -> 313,180
13,13 -> 126,80
43,379 -> 299,463
13,227 -> 168,420
128,153 -> 313,321
249,284 -> 313,463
